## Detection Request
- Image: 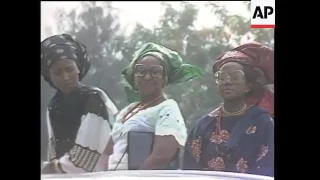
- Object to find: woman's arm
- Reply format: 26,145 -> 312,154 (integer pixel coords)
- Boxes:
101,137 -> 114,170
43,91 -> 116,174
140,102 -> 187,170
140,135 -> 178,169
104,137 -> 114,156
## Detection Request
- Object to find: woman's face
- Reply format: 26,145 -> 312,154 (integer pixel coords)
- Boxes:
49,59 -> 80,94
134,56 -> 165,98
215,62 -> 250,101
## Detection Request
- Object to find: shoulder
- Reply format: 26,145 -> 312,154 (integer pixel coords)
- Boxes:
82,86 -> 109,102
82,86 -> 119,116
138,99 -> 182,115
208,107 -> 220,117
259,113 -> 274,127
116,102 -> 138,119
194,114 -> 215,131
82,86 -> 118,111
121,102 -> 138,113
186,115 -> 213,139
250,106 -> 274,126
250,107 -> 274,138
160,99 -> 180,109
48,91 -> 61,109
157,99 -> 182,115
190,107 -> 218,132
155,99 -> 185,123
199,107 -> 220,126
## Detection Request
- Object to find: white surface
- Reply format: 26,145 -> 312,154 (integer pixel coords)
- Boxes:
42,170 -> 274,180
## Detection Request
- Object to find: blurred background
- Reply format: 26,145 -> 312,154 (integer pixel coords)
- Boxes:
41,1 -> 274,162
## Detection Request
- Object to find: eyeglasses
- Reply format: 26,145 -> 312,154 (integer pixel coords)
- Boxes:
134,64 -> 164,78
214,70 -> 245,85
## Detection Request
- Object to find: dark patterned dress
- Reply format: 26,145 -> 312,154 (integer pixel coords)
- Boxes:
183,105 -> 274,177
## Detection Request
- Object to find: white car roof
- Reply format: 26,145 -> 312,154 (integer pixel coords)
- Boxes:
42,170 -> 273,180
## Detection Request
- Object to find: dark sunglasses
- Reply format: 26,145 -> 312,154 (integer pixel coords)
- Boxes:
214,70 -> 245,85
134,64 -> 164,78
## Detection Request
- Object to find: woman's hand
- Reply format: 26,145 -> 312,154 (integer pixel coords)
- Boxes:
41,159 -> 64,174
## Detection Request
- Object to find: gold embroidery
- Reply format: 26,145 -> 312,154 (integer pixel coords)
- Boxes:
68,144 -> 101,172
236,158 -> 249,173
257,145 -> 269,161
246,126 -> 257,134
210,130 -> 230,144
207,157 -> 226,171
191,137 -> 202,162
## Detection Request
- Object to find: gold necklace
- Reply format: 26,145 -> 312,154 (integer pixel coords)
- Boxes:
222,104 -> 247,116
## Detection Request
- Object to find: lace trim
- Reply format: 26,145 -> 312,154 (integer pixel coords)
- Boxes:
68,144 -> 101,172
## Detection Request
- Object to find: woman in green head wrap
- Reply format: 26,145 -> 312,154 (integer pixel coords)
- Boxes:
103,42 -> 203,170
123,42 -> 204,103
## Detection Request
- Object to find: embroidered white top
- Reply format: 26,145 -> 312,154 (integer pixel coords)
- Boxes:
46,88 -> 118,173
108,99 -> 187,170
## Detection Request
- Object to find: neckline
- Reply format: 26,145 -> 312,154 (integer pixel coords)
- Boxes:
130,98 -> 173,109
120,99 -> 174,120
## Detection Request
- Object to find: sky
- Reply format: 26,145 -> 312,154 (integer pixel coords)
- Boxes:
41,1 -> 249,41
